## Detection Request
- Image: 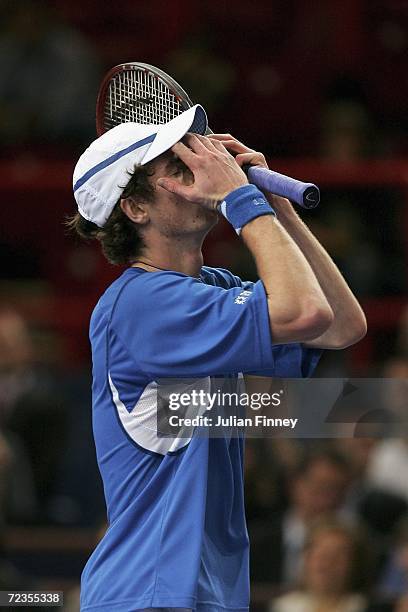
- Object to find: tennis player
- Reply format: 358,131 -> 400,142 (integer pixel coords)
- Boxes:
71,105 -> 366,612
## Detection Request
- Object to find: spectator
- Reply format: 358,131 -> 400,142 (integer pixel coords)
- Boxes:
378,517 -> 408,599
395,595 -> 408,612
319,76 -> 376,161
336,438 -> 407,540
0,309 -> 33,420
244,439 -> 288,522
396,307 -> 408,357
0,309 -> 67,523
0,0 -> 101,147
320,99 -> 373,161
0,428 -> 37,603
250,448 -> 352,587
166,27 -> 235,117
0,430 -> 12,526
306,203 -> 380,298
365,356 -> 408,503
270,520 -> 369,612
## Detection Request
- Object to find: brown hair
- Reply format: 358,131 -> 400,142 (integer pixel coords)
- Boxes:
304,518 -> 371,591
67,164 -> 155,265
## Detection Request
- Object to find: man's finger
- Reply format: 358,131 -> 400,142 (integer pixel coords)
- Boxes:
191,133 -> 219,152
209,133 -> 240,141
192,134 -> 236,159
157,177 -> 192,199
209,135 -> 249,152
182,133 -> 210,154
209,137 -> 251,155
182,133 -> 234,159
235,152 -> 268,169
205,137 -> 234,156
171,141 -> 197,166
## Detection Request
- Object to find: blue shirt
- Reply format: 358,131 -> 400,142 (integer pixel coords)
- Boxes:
80,266 -> 321,612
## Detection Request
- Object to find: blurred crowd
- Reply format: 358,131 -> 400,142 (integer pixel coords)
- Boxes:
1,0 -> 408,157
0,0 -> 407,610
247,441 -> 408,611
0,1 -> 100,149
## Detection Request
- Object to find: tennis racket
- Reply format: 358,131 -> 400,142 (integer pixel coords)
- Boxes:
96,62 -> 320,209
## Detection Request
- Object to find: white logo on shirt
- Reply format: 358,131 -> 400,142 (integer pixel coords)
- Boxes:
234,290 -> 252,305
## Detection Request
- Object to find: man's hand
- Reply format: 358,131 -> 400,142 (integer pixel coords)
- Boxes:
156,133 -> 248,210
209,133 -> 294,214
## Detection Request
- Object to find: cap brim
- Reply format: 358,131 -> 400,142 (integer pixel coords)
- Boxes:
141,104 -> 208,165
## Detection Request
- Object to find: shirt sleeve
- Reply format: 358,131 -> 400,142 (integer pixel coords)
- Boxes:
204,268 -> 323,378
201,266 -> 255,291
110,271 -> 274,378
248,344 -> 323,378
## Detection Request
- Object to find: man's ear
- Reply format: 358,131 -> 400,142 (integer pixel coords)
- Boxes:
120,198 -> 149,225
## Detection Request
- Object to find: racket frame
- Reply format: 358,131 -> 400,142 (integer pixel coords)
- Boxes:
96,62 -> 199,136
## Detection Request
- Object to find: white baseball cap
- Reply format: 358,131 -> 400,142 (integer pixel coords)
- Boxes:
73,104 -> 208,227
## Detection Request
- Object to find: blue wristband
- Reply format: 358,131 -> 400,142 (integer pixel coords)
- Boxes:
218,184 -> 275,235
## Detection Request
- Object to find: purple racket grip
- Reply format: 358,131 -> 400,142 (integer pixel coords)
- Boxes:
246,166 -> 320,209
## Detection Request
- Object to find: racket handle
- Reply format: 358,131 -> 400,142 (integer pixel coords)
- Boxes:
246,166 -> 320,209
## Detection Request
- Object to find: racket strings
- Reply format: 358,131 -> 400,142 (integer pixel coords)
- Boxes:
104,70 -> 183,130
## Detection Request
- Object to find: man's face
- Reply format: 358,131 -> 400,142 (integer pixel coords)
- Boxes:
304,530 -> 354,594
292,459 -> 350,519
143,145 -> 218,238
